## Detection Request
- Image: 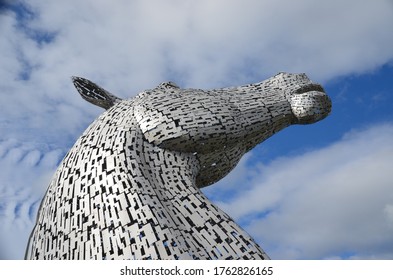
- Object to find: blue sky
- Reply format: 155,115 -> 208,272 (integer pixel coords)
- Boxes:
1,0 -> 393,259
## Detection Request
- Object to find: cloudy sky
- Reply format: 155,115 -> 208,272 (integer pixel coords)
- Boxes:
1,0 -> 393,260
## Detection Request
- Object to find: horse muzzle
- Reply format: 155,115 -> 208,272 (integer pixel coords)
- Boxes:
289,84 -> 332,124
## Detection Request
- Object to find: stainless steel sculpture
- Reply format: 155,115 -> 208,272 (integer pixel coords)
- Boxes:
25,73 -> 331,260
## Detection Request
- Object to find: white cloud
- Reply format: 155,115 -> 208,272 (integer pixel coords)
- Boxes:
0,139 -> 63,259
1,0 -> 392,129
207,123 -> 393,259
5,0 -> 393,88
2,0 -> 392,142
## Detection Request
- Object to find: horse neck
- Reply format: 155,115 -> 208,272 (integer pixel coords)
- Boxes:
72,105 -> 201,197
123,128 -> 201,200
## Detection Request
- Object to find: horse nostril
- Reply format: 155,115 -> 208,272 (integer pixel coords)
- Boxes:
294,84 -> 325,95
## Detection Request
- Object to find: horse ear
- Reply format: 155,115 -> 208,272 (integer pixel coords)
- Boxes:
72,76 -> 122,110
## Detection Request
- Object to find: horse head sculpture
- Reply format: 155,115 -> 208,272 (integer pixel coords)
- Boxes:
26,73 -> 331,260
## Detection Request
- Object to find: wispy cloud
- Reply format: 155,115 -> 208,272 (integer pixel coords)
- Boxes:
0,139 -> 63,259
206,123 -> 393,259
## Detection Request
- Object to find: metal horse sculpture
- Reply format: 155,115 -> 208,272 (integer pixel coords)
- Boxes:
26,73 -> 331,259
